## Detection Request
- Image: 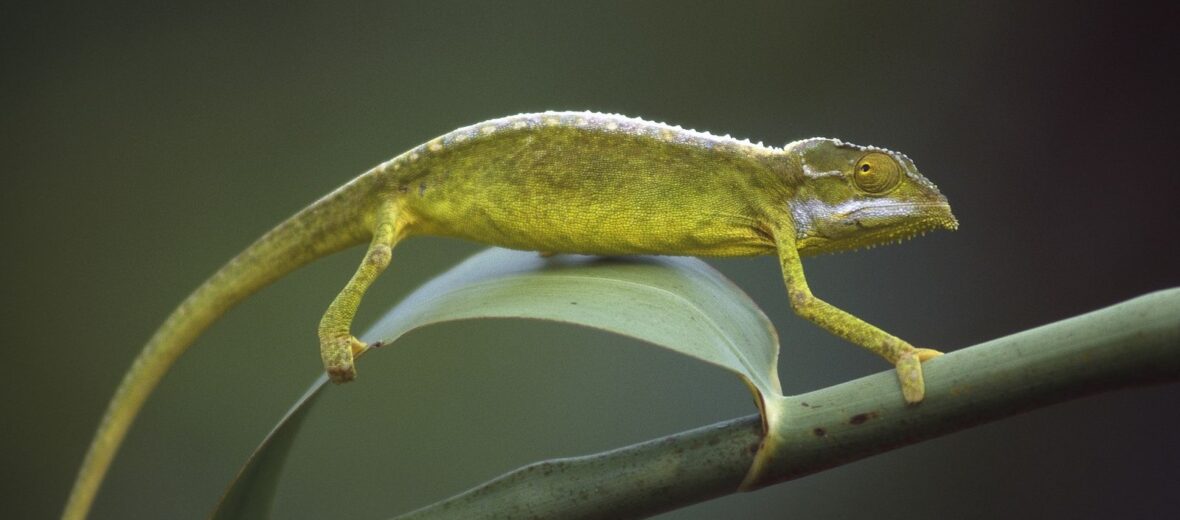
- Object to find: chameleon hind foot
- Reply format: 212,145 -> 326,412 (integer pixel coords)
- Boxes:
318,206 -> 400,385
322,335 -> 368,384
895,347 -> 943,404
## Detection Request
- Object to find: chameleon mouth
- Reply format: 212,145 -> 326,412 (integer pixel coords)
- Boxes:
883,211 -> 957,241
857,202 -> 957,241
863,202 -> 957,247
801,202 -> 957,255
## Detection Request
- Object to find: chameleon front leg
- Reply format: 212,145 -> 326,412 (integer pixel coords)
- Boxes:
319,204 -> 401,383
775,233 -> 941,403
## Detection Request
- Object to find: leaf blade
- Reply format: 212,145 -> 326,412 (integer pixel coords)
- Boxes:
210,376 -> 328,520
212,247 -> 784,517
367,249 -> 783,396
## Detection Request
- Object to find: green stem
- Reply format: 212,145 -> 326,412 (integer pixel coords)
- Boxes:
393,288 -> 1180,520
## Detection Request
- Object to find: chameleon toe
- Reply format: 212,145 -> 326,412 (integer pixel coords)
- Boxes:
895,352 -> 927,404
914,348 -> 943,362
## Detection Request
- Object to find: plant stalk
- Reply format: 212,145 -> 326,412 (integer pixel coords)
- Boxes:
394,288 -> 1180,519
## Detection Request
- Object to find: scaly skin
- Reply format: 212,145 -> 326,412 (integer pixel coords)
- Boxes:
63,111 -> 956,519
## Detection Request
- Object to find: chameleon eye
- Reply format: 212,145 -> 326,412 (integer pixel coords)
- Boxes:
853,152 -> 901,194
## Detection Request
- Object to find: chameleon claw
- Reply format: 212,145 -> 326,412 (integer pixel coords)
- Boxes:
350,337 -> 369,356
914,348 -> 943,362
895,352 -> 924,404
326,364 -> 355,384
323,336 -> 367,384
895,348 -> 942,404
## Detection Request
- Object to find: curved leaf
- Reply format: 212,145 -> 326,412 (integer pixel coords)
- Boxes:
366,248 -> 782,397
212,247 -> 785,518
210,376 -> 327,520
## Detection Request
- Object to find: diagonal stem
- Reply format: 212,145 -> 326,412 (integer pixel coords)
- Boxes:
393,288 -> 1180,520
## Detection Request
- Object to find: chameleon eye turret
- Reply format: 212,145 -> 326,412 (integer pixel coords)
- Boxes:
853,152 -> 901,194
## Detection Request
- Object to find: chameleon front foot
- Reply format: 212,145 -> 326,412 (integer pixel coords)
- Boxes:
894,347 -> 942,404
322,335 -> 368,384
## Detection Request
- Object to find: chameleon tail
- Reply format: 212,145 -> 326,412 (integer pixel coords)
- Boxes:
62,176 -> 379,520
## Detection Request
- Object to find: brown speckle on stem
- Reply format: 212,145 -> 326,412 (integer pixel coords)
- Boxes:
849,411 -> 879,425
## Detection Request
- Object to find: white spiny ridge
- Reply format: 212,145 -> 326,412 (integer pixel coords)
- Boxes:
377,111 -> 940,194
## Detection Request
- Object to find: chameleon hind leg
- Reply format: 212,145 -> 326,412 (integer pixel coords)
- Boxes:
775,233 -> 941,404
319,204 -> 402,383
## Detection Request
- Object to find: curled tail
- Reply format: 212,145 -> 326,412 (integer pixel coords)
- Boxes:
62,177 -> 379,520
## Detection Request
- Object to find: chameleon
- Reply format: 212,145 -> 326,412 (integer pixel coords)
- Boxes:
63,111 -> 956,519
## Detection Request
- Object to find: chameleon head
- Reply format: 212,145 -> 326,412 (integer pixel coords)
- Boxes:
782,138 -> 958,255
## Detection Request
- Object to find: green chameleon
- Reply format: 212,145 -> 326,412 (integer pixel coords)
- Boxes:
63,111 -> 956,519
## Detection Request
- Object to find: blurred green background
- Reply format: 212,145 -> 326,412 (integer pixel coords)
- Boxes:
4,1 -> 1177,518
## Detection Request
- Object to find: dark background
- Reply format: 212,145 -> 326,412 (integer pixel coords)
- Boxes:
4,1 -> 1177,518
